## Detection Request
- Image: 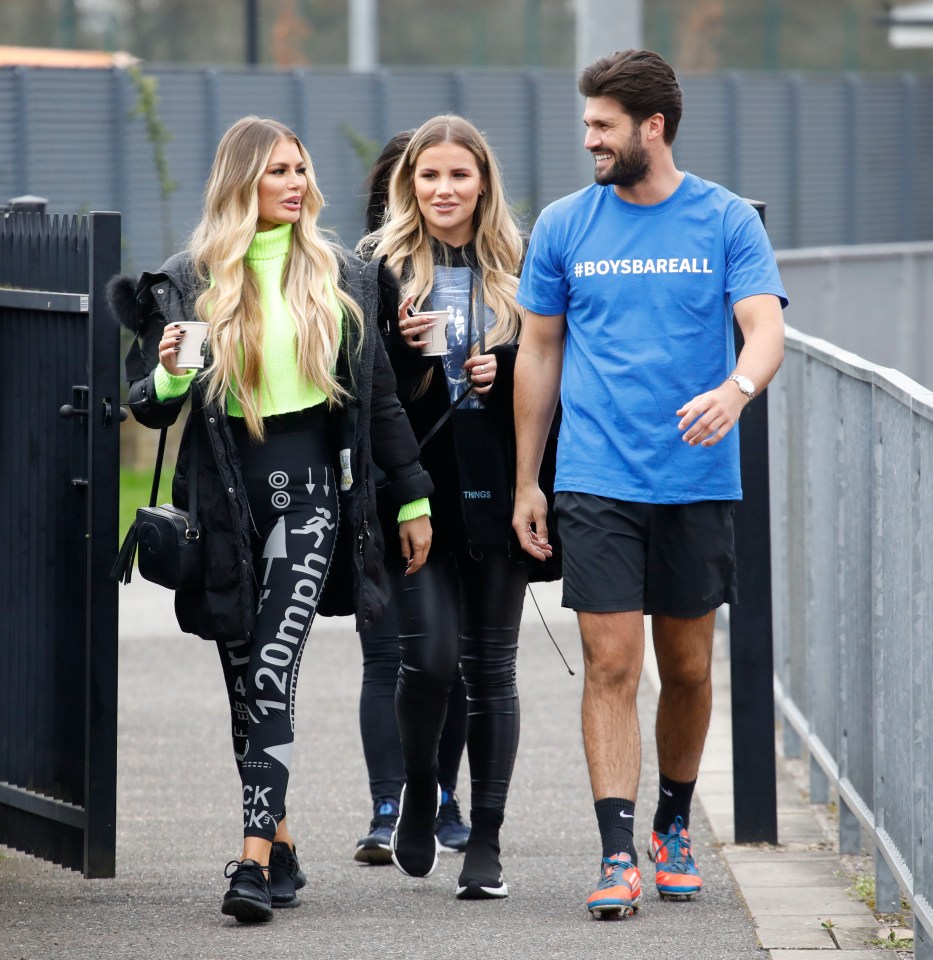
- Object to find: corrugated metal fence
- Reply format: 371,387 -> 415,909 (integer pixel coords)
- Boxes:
1,65 -> 932,273
770,327 -> 933,957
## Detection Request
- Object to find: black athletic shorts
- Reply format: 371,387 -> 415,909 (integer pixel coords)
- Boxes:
554,491 -> 738,618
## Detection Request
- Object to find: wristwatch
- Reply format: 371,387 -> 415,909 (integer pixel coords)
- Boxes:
728,374 -> 756,400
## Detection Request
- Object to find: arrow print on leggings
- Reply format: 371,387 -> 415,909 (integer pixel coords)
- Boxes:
306,466 -> 329,496
257,516 -> 288,616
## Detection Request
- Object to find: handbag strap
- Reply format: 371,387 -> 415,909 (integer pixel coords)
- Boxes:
418,382 -> 474,450
149,428 -> 168,507
147,393 -> 200,538
187,405 -> 199,537
418,267 -> 486,451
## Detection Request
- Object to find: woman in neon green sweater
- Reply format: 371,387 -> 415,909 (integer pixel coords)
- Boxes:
111,116 -> 433,923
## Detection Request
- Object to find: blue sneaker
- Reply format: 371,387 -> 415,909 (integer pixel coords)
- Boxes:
435,789 -> 470,852
647,816 -> 703,899
586,853 -> 642,919
354,797 -> 398,865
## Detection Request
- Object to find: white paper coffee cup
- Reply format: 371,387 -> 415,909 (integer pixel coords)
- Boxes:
410,310 -> 448,356
175,321 -> 210,369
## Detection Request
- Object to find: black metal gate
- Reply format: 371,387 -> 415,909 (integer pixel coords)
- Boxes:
0,210 -> 121,877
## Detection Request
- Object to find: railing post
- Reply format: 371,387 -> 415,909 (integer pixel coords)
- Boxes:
729,200 -> 779,844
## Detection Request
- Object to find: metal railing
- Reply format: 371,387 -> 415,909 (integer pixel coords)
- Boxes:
769,325 -> 933,958
777,241 -> 933,392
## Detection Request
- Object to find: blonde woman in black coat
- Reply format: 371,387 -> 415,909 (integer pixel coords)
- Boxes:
113,116 -> 432,923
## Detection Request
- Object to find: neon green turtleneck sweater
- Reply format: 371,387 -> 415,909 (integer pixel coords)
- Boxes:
153,224 -> 428,522
155,223 -> 327,416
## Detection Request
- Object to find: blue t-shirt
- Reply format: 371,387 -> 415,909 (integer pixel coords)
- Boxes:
517,174 -> 787,504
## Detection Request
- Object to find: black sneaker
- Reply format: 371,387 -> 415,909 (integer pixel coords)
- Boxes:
435,789 -> 470,852
390,781 -> 441,878
269,842 -> 306,908
456,824 -> 507,900
354,797 -> 399,865
221,859 -> 273,923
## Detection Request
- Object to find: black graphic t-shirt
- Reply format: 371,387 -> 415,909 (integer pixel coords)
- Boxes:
425,243 -> 495,408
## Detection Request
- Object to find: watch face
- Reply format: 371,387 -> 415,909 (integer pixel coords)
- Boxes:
732,375 -> 755,397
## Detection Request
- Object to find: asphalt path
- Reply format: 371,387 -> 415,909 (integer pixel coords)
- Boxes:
1,578 -> 765,960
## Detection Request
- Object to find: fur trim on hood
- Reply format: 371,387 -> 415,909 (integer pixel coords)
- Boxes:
106,274 -> 140,333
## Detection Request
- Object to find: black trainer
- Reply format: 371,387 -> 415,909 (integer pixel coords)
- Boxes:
269,842 -> 306,908
456,817 -> 507,900
354,797 -> 399,865
390,781 -> 441,878
221,858 -> 273,923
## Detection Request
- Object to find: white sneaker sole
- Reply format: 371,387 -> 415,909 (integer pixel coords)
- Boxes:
455,878 -> 509,899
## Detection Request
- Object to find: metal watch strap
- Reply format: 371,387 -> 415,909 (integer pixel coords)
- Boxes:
728,374 -> 755,399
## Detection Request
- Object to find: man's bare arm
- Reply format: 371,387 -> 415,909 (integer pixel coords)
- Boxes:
677,293 -> 785,447
512,309 -> 566,558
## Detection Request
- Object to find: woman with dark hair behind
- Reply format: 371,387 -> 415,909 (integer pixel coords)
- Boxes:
354,129 -> 471,865
364,130 -> 413,234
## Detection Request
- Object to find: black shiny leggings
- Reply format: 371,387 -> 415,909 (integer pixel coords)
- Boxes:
359,599 -> 467,802
395,550 -> 527,812
218,409 -> 338,841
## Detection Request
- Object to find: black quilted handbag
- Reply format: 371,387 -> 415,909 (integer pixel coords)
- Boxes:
111,418 -> 202,590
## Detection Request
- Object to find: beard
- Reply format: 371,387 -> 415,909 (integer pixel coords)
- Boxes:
593,130 -> 650,188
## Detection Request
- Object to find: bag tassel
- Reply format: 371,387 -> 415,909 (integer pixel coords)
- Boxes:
110,520 -> 139,585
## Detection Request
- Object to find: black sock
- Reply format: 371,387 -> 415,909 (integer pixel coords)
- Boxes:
594,798 -> 637,863
460,807 -> 503,884
653,773 -> 696,833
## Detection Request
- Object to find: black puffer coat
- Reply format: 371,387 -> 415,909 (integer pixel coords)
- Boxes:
110,250 -> 433,640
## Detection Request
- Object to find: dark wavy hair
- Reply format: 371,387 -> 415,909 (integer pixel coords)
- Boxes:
364,130 -> 414,234
578,49 -> 683,145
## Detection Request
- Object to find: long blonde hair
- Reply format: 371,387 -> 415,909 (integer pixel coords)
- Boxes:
371,115 -> 523,366
189,116 -> 363,440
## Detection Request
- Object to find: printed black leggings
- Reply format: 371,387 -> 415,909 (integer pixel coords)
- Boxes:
395,550 -> 527,812
218,408 -> 338,842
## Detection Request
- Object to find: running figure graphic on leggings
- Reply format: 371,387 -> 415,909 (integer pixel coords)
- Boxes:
291,508 -> 336,544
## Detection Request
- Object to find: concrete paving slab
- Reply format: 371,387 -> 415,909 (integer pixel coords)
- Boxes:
722,848 -> 840,864
833,921 -> 901,950
755,918 -> 838,949
770,952 -> 884,960
740,888 -> 873,917
725,856 -> 851,887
